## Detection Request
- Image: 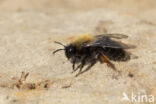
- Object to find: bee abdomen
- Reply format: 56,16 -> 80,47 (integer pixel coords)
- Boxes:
102,48 -> 130,61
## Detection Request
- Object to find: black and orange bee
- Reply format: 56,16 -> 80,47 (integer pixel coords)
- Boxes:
53,33 -> 135,77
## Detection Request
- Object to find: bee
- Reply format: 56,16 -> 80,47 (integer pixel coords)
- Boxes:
53,33 -> 135,77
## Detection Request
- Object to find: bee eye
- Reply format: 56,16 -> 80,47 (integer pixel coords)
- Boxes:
69,48 -> 74,52
65,45 -> 76,59
68,47 -> 75,54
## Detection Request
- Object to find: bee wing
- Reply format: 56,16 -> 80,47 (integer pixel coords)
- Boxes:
84,37 -> 135,49
96,33 -> 128,39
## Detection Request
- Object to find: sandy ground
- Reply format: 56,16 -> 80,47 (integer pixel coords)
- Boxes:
0,0 -> 155,104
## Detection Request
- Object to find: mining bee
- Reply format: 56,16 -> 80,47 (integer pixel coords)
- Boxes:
53,33 -> 135,77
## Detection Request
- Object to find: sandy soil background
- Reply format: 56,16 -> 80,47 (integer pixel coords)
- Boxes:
0,0 -> 155,104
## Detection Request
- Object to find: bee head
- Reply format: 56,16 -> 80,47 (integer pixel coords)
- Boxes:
53,41 -> 76,59
65,44 -> 76,59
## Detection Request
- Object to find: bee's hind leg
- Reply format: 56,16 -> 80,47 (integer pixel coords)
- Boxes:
100,54 -> 116,70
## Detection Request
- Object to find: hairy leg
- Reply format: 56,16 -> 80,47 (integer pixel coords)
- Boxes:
100,54 -> 116,70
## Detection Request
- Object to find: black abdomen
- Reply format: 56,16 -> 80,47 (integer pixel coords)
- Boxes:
102,47 -> 130,61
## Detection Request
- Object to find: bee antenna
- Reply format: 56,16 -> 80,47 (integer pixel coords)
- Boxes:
54,41 -> 66,47
53,49 -> 65,54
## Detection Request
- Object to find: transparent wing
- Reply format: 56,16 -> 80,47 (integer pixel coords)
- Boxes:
95,33 -> 128,39
84,36 -> 135,49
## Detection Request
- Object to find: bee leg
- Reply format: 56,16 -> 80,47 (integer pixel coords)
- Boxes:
75,61 -> 96,77
73,63 -> 75,70
71,63 -> 75,73
72,59 -> 76,70
72,62 -> 85,74
100,54 -> 116,70
75,67 -> 84,77
71,64 -> 81,73
71,59 -> 77,73
77,56 -> 88,73
77,62 -> 85,74
72,56 -> 87,76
